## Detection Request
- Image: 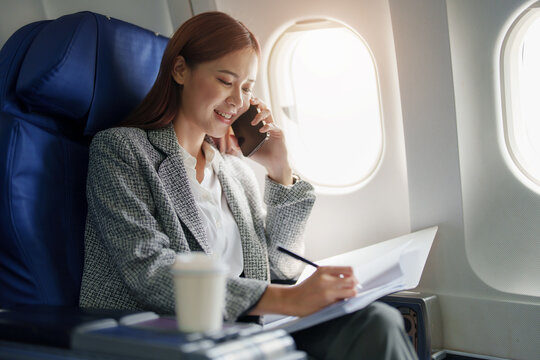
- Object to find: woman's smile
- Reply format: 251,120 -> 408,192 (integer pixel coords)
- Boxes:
214,109 -> 236,125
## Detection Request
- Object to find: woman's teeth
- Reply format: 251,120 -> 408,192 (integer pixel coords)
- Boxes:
215,110 -> 232,119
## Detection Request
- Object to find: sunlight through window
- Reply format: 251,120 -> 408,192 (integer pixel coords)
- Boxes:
268,20 -> 383,194
502,8 -> 540,186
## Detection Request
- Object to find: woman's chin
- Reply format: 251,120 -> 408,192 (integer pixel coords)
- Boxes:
206,127 -> 229,140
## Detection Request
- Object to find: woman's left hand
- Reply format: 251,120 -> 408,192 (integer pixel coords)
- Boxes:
247,98 -> 293,185
214,97 -> 294,186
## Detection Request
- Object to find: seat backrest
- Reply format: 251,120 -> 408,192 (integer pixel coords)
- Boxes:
0,12 -> 169,308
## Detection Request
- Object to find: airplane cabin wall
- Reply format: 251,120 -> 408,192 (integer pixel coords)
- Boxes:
446,0 -> 540,356
389,0 -> 540,358
446,0 -> 540,300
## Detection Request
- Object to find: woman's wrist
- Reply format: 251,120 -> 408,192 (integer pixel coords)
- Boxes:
248,284 -> 295,316
267,166 -> 294,186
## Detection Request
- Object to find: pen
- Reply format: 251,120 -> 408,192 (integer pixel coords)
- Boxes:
277,246 -> 319,268
278,246 -> 362,290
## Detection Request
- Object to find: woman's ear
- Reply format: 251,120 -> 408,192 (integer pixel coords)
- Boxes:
172,56 -> 189,85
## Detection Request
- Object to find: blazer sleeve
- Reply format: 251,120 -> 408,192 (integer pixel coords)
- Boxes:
264,177 -> 316,280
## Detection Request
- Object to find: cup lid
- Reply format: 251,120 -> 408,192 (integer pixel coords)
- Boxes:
171,253 -> 228,274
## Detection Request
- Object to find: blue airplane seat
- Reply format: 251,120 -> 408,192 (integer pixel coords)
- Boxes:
0,12 -> 169,308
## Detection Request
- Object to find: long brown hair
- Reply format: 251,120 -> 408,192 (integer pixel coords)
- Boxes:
122,12 -> 261,129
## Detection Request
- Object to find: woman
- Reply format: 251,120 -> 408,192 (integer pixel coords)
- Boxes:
79,11 -> 417,360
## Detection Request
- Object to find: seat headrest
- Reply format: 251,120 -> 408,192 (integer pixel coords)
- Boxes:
85,14 -> 168,136
14,12 -> 169,135
16,13 -> 97,122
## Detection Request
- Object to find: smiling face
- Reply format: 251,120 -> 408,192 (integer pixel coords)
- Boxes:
172,48 -> 258,140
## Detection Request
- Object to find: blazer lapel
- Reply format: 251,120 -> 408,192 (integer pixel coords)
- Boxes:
147,125 -> 210,253
217,162 -> 269,281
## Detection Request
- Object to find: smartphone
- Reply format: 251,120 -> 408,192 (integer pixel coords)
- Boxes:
231,105 -> 269,157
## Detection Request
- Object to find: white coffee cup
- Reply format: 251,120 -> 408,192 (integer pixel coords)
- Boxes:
171,253 -> 227,333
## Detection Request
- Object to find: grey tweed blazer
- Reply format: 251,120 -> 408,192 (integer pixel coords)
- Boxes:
79,125 -> 316,321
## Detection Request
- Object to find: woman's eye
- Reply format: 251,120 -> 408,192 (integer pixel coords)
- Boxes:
242,88 -> 252,94
218,79 -> 232,86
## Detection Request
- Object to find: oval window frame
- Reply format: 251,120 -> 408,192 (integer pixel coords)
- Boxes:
267,18 -> 384,195
501,3 -> 540,188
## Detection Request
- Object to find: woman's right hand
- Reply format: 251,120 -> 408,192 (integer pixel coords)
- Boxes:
286,266 -> 359,316
250,266 -> 359,317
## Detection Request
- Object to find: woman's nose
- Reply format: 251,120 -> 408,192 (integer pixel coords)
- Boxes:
226,87 -> 243,109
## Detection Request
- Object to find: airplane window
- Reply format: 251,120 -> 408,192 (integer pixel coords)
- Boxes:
268,20 -> 383,194
502,7 -> 540,187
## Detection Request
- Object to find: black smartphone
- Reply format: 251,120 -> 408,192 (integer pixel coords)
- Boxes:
231,105 -> 269,157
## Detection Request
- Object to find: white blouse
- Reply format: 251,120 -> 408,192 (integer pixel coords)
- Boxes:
178,141 -> 244,277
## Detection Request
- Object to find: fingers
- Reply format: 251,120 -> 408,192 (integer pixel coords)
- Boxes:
214,128 -> 242,156
315,275 -> 358,306
248,96 -> 282,136
222,128 -> 234,154
227,134 -> 242,156
250,97 -> 273,125
252,108 -> 272,126
320,273 -> 358,290
337,288 -> 358,301
228,133 -> 240,149
316,266 -> 358,290
288,266 -> 359,317
215,136 -> 227,154
250,97 -> 264,107
258,122 -> 278,133
318,266 -> 355,278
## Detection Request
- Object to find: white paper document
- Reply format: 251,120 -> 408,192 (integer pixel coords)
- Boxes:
263,226 -> 438,333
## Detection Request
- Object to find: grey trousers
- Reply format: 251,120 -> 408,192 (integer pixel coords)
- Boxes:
291,302 -> 418,360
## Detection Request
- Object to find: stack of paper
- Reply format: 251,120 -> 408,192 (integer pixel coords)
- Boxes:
264,226 -> 437,333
